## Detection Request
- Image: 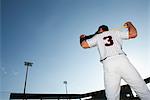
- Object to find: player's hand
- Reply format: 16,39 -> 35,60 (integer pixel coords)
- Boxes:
80,34 -> 86,44
80,34 -> 86,39
124,21 -> 132,28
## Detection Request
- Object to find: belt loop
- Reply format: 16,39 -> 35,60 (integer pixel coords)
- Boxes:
100,57 -> 107,62
100,53 -> 126,62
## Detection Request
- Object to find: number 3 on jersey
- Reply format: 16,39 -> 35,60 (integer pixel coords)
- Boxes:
103,36 -> 114,46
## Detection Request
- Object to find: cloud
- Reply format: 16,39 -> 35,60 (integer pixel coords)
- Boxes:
12,71 -> 19,76
0,67 -> 19,76
0,67 -> 7,75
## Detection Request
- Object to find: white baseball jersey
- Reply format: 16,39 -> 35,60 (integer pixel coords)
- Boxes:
86,30 -> 150,100
87,30 -> 129,61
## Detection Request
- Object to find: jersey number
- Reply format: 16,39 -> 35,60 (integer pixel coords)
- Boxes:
103,36 -> 114,46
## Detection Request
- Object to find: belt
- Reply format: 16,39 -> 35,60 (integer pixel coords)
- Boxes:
100,53 -> 126,62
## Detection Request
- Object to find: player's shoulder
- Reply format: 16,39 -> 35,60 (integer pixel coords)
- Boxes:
95,30 -> 119,37
101,30 -> 118,35
108,30 -> 123,36
108,30 -> 120,33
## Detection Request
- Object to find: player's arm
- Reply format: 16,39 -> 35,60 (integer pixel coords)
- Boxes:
124,21 -> 137,39
80,34 -> 90,49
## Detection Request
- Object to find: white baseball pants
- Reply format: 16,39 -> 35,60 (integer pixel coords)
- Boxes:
102,54 -> 150,100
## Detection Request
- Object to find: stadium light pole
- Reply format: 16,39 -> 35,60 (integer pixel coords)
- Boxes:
63,81 -> 68,94
23,61 -> 33,94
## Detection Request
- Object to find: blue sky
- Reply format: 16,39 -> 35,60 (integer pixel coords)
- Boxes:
1,0 -> 150,99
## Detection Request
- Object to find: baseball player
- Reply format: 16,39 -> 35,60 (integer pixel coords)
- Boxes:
80,21 -> 150,100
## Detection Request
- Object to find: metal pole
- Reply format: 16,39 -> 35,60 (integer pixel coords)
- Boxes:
23,62 -> 33,94
63,81 -> 68,94
24,65 -> 29,94
65,83 -> 68,94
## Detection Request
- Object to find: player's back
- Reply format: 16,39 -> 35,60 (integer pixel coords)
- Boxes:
95,30 -> 125,60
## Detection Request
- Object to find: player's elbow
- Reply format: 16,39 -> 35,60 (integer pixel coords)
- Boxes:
80,41 -> 90,49
81,44 -> 89,49
81,45 -> 89,49
129,32 -> 137,39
